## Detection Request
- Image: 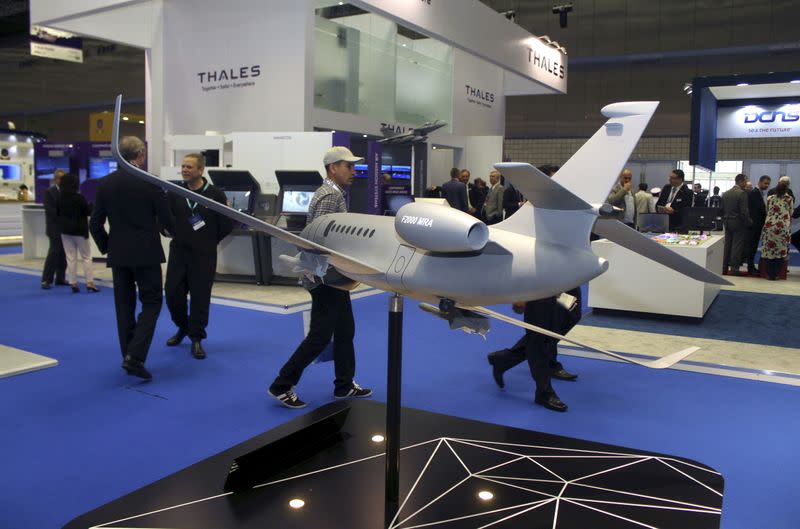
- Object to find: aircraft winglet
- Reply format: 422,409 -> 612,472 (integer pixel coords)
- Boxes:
111,95 -> 381,277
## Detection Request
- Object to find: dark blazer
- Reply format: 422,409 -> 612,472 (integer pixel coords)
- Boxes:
90,169 -> 174,268
720,185 -> 752,228
441,178 -> 469,212
469,185 -> 488,217
43,185 -> 61,238
655,183 -> 693,230
503,184 -> 523,218
57,191 -> 90,237
167,179 -> 234,254
748,188 -> 768,227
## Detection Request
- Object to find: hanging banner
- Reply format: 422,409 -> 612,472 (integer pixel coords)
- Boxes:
717,104 -> 800,139
30,25 -> 83,63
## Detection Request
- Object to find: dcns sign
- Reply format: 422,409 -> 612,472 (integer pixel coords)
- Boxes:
743,111 -> 799,123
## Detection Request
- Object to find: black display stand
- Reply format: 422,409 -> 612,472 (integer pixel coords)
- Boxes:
63,399 -> 723,529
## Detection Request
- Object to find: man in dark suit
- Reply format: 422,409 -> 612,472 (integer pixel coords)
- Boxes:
41,169 -> 67,289
745,175 -> 770,274
720,173 -> 753,276
503,178 -> 524,219
90,136 -> 174,380
441,167 -> 469,212
655,169 -> 693,231
486,290 -> 581,412
164,153 -> 233,359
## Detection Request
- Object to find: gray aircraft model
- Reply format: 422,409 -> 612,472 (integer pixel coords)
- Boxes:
111,95 -> 729,369
378,120 -> 447,144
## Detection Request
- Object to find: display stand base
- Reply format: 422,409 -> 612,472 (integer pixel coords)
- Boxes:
63,400 -> 724,529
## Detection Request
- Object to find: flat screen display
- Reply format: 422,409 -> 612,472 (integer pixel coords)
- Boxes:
282,190 -> 314,214
88,157 -> 117,179
35,156 -> 69,179
225,190 -> 251,212
0,164 -> 22,181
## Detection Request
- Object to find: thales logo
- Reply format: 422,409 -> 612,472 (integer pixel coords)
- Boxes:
743,111 -> 799,123
197,65 -> 261,84
465,85 -> 495,103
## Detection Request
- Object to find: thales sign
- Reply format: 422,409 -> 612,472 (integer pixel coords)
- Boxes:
717,104 -> 800,139
196,65 -> 261,93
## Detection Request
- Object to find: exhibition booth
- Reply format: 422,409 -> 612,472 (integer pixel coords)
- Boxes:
13,2 -> 750,529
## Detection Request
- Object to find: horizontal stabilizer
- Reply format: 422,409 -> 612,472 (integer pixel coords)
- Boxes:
111,95 -> 381,277
592,219 -> 732,285
494,163 -> 591,211
462,304 -> 699,369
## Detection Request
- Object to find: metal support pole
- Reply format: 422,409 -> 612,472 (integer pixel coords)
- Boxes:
385,294 -> 404,528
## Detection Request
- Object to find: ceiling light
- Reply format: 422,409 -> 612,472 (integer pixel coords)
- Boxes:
363,134 -> 368,138
402,43 -> 407,47
736,83 -> 749,87
331,130 -> 336,133
138,120 -> 145,124
432,146 -> 437,149
371,434 -> 385,443
478,490 -> 494,501
289,499 -> 305,509
791,80 -> 800,84
122,116 -> 129,121
338,1 -> 343,4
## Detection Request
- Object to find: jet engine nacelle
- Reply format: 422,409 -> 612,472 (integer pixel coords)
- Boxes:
394,202 -> 489,253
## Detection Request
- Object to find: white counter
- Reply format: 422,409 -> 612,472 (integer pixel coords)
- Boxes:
588,234 -> 724,318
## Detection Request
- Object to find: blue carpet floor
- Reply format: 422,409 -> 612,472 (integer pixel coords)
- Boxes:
582,289 -> 800,349
1,269 -> 799,529
0,244 -> 22,255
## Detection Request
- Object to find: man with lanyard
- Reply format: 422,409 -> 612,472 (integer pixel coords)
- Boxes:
164,153 -> 233,359
268,146 -> 372,408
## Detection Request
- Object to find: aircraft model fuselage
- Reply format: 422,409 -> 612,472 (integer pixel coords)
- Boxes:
302,209 -> 607,306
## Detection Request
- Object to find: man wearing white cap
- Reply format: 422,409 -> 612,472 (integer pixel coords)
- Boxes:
268,146 -> 373,408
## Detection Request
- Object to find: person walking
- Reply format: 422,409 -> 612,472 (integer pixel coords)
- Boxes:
56,172 -> 98,293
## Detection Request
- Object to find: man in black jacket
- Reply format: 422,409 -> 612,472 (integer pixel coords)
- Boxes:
164,153 -> 233,359
746,175 -> 770,274
441,167 -> 469,212
90,136 -> 174,380
655,169 -> 693,232
41,169 -> 67,289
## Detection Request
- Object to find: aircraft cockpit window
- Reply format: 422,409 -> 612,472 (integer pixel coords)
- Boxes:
369,229 -> 375,238
357,228 -> 363,236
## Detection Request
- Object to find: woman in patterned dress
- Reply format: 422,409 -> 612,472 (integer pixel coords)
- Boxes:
760,181 -> 794,280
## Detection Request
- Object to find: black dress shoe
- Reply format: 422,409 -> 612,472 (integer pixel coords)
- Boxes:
487,353 -> 505,389
71,284 -> 80,293
122,356 -> 152,380
552,368 -> 578,381
41,281 -> 51,290
166,329 -> 187,347
535,392 -> 568,412
55,280 -> 69,286
191,340 -> 206,360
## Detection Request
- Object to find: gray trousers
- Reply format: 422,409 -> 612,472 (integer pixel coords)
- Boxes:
723,220 -> 749,269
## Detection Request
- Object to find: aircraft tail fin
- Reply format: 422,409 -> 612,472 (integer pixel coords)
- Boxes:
552,101 -> 659,207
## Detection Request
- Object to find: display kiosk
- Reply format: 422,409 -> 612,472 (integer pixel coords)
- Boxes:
207,169 -> 269,284
589,234 -> 724,319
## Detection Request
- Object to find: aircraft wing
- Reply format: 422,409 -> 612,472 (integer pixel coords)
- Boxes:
592,219 -> 732,286
459,304 -> 699,369
111,95 -> 381,276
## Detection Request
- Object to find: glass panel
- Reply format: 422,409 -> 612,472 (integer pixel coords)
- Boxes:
314,12 -> 453,127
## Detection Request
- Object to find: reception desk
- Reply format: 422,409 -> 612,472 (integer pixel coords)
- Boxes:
588,234 -> 724,318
